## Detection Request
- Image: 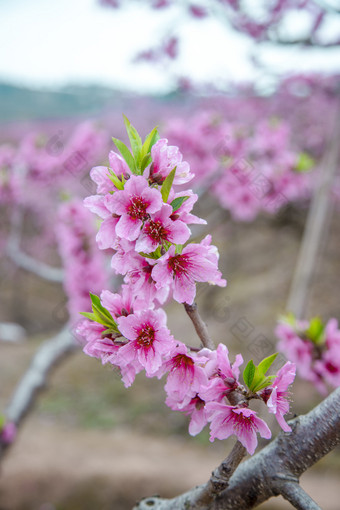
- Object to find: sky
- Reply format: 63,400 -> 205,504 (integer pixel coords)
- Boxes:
1,0 -> 340,93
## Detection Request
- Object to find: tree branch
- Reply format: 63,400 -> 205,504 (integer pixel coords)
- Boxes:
191,441 -> 246,508
134,387 -> 340,509
0,326 -> 77,459
287,100 -> 340,318
279,481 -> 321,510
6,245 -> 64,282
184,302 -> 215,350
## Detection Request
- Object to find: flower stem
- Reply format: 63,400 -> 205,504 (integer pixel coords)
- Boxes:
184,302 -> 215,350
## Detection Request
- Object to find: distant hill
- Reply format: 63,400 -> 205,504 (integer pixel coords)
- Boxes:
0,82 -> 183,123
0,82 -> 127,122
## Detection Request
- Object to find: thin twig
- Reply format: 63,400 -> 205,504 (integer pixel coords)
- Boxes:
279,481 -> 322,510
184,302 -> 215,349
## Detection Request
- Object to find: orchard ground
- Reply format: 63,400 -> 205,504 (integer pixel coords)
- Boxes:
1,196 -> 340,509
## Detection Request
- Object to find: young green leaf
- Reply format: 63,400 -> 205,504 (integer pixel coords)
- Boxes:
243,360 -> 256,388
306,317 -> 325,345
79,311 -> 97,321
171,195 -> 189,212
140,153 -> 152,173
295,152 -> 315,173
123,115 -> 142,166
252,375 -> 276,393
108,169 -> 125,190
141,126 -> 159,158
112,137 -> 137,175
139,246 -> 162,259
161,167 -> 176,202
257,353 -> 278,376
0,414 -> 6,430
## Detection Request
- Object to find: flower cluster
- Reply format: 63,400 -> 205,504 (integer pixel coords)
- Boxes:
276,315 -> 340,395
166,115 -> 314,222
77,119 -> 296,455
55,199 -> 109,323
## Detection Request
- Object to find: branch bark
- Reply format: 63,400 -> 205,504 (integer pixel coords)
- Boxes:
134,386 -> 340,510
0,326 -> 77,460
184,302 -> 215,350
279,482 -> 321,510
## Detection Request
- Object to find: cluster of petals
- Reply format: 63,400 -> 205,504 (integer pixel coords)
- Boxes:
165,114 -> 314,222
55,199 -> 109,323
84,138 -> 226,308
276,317 -> 340,394
77,129 -> 296,456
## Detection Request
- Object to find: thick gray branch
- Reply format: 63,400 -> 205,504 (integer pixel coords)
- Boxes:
279,482 -> 321,510
134,387 -> 340,510
191,441 -> 246,508
0,326 -> 77,459
184,302 -> 215,350
6,245 -> 64,282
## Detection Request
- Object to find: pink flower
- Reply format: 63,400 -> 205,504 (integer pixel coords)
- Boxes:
77,320 -> 120,362
166,393 -> 209,436
111,238 -> 141,274
100,285 -> 145,318
199,344 -> 243,403
84,194 -> 119,249
169,190 -> 206,225
105,175 -> 162,241
265,361 -> 296,432
150,138 -> 194,185
162,343 -> 208,407
206,403 -> 271,455
152,240 -> 226,304
135,203 -> 190,253
124,256 -> 170,307
117,310 -> 175,376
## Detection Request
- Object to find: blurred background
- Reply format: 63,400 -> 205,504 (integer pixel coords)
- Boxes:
1,1 -> 340,509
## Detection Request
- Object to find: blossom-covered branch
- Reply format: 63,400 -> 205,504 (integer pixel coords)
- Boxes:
77,119 -> 296,456
134,386 -> 340,509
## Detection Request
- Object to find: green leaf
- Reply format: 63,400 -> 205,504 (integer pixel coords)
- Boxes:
112,137 -> 137,175
123,115 -> 142,166
140,153 -> 152,173
79,294 -> 119,332
175,244 -> 183,254
79,311 -> 97,321
142,126 -> 159,158
306,317 -> 325,345
252,375 -> 276,393
0,414 -> 6,431
171,196 -> 189,212
257,353 -> 278,376
108,169 -> 125,190
295,152 -> 315,173
161,167 -> 176,202
139,246 -> 162,259
243,360 -> 256,388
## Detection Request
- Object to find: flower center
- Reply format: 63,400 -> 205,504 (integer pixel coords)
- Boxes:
128,196 -> 148,220
136,325 -> 155,347
144,220 -> 168,243
172,353 -> 194,369
168,254 -> 188,276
